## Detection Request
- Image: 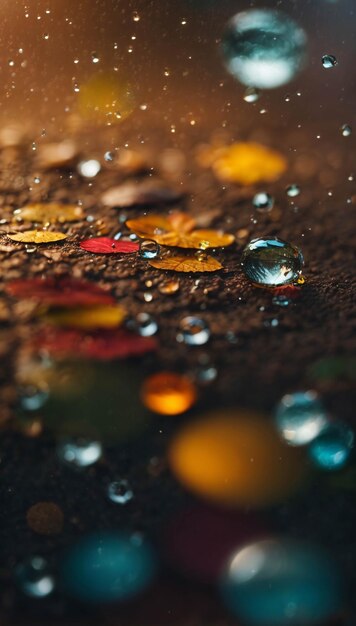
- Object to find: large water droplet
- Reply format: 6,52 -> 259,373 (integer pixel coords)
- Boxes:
177,316 -> 210,346
241,238 -> 304,287
322,54 -> 338,69
107,480 -> 134,504
275,391 -> 329,446
16,556 -> 55,598
222,9 -> 307,89
309,422 -> 354,470
57,438 -> 102,467
139,239 -> 160,259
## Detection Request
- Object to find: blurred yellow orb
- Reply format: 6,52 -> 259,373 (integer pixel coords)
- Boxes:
141,372 -> 197,416
169,411 -> 307,508
78,71 -> 135,123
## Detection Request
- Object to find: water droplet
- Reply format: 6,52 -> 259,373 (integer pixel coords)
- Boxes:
73,82 -> 80,93
91,51 -> 99,64
286,184 -> 300,197
133,11 -> 140,22
272,294 -> 290,307
222,9 -> 307,89
43,33 -> 49,40
195,250 -> 208,262
199,240 -> 210,250
191,364 -> 218,386
341,124 -> 352,137
253,192 -> 274,212
57,438 -> 102,467
322,54 -> 338,68
127,312 -> 158,337
19,385 -> 49,411
158,280 -> 180,295
77,159 -> 101,178
177,316 -> 210,346
143,292 -> 153,303
129,233 -> 139,241
243,87 -> 260,103
264,318 -> 279,328
104,150 -> 114,162
8,59 -> 15,67
33,176 -> 41,184
141,372 -> 197,415
241,237 -> 304,287
309,422 -> 354,471
275,390 -> 329,446
16,556 -> 55,598
107,480 -> 134,504
139,239 -> 160,260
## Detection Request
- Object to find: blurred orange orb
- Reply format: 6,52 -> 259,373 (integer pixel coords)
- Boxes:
78,71 -> 135,124
169,411 -> 307,507
141,372 -> 197,416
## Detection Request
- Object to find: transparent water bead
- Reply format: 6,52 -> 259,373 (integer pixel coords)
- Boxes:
177,316 -> 210,346
222,9 -> 307,89
107,480 -> 134,504
139,239 -> 160,260
16,556 -> 55,598
57,438 -> 102,467
275,390 -> 329,446
322,54 -> 338,68
341,124 -> 352,137
241,237 -> 304,287
286,184 -> 300,198
243,87 -> 260,103
309,422 -> 354,471
253,192 -> 274,212
127,312 -> 158,337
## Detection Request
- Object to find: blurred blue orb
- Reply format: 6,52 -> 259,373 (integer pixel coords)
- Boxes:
61,532 -> 157,603
309,422 -> 354,471
275,391 -> 329,446
222,9 -> 307,89
220,539 -> 341,625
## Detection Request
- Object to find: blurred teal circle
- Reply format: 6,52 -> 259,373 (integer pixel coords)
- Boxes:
309,422 -> 354,471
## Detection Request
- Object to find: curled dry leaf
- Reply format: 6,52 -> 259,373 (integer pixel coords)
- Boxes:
5,278 -> 115,308
149,252 -> 223,273
35,140 -> 78,169
80,237 -> 139,254
101,180 -> 182,208
32,327 -> 157,361
198,142 -> 287,186
126,212 -> 234,249
44,305 -> 127,330
7,230 -> 68,244
16,203 -> 83,224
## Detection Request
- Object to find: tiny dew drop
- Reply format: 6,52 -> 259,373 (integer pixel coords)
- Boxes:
322,54 -> 338,68
158,279 -> 180,295
139,239 -> 160,260
57,438 -> 102,467
77,159 -> 101,178
341,124 -> 352,137
177,316 -> 210,346
127,312 -> 158,337
253,192 -> 274,212
243,87 -> 260,103
91,51 -> 99,63
107,480 -> 134,504
15,556 -> 55,598
195,250 -> 208,262
133,11 -> 140,22
104,150 -> 114,162
286,184 -> 300,197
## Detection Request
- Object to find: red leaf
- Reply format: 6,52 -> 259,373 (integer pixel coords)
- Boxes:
80,237 -> 139,254
5,278 -> 115,308
32,327 -> 157,360
271,285 -> 301,299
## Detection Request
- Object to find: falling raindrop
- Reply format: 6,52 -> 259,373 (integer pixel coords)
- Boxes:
222,9 -> 307,89
241,238 -> 304,287
253,192 -> 274,212
16,557 -> 55,598
286,184 -> 300,197
275,390 -> 329,446
243,87 -> 260,103
309,422 -> 354,470
57,438 -> 102,467
322,54 -> 338,68
139,239 -> 160,259
127,312 -> 158,337
177,316 -> 210,346
77,159 -> 101,178
107,480 -> 134,504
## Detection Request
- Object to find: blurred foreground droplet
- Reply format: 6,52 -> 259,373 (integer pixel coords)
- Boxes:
275,391 -> 329,446
141,372 -> 197,415
309,422 -> 354,471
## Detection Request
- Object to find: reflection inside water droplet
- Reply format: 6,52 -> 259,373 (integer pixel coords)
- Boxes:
107,480 -> 134,504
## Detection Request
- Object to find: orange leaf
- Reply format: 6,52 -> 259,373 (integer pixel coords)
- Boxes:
126,212 -> 234,249
15,203 -> 83,224
200,142 -> 287,186
7,230 -> 68,244
148,252 -> 222,272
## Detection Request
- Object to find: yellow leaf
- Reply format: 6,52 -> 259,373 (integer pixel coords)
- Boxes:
7,230 -> 68,244
126,212 -> 234,249
16,203 -> 83,224
149,252 -> 222,273
201,142 -> 287,186
43,305 -> 127,329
